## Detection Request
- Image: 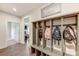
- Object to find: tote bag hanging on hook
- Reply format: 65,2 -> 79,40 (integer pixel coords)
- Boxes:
63,25 -> 77,49
63,25 -> 76,44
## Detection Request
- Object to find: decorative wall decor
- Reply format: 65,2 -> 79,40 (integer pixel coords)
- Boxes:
41,3 -> 61,18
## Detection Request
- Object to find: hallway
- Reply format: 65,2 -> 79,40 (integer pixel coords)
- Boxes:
0,43 -> 29,56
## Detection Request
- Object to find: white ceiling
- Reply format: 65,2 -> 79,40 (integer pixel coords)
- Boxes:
0,3 -> 45,17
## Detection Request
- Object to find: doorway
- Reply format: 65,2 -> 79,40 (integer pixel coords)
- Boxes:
8,22 -> 20,46
24,17 -> 30,44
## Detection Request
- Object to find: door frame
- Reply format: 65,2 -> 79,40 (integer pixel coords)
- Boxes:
23,16 -> 30,44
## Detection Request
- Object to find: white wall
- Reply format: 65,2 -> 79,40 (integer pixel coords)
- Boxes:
0,12 -> 20,49
21,3 -> 79,45
62,3 -> 79,14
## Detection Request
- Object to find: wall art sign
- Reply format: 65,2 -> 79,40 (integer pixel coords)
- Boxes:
41,3 -> 61,18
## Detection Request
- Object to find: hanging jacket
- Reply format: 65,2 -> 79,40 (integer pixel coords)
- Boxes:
45,27 -> 51,40
63,25 -> 76,44
38,28 -> 43,38
52,26 -> 61,45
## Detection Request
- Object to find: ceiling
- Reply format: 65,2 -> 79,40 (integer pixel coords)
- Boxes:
0,3 -> 45,17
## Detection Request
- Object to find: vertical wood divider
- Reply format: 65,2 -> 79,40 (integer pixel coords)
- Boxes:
32,23 -> 36,45
36,22 -> 38,46
76,14 -> 79,56
50,19 -> 53,51
36,22 -> 40,46
61,17 -> 65,56
75,15 -> 77,56
42,21 -> 46,48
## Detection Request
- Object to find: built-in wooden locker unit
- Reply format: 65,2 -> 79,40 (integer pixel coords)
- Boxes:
30,12 -> 79,56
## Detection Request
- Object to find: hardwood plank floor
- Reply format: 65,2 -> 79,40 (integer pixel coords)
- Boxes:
0,43 -> 30,56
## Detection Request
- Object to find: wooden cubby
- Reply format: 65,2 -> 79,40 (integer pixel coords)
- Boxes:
31,12 -> 79,56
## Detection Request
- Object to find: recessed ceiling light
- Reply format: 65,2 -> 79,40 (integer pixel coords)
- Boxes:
13,8 -> 16,12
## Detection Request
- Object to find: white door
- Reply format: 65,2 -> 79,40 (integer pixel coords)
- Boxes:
8,22 -> 19,42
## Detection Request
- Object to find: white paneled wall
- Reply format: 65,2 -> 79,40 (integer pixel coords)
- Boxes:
0,12 -> 20,49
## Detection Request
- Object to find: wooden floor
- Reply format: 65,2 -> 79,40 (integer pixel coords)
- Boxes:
0,43 -> 30,56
